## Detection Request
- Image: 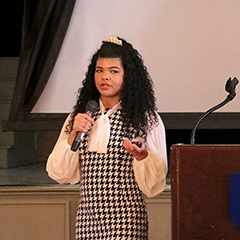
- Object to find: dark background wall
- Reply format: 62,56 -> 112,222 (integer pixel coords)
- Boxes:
0,0 -> 23,57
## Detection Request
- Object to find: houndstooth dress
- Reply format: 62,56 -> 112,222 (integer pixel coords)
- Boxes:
76,108 -> 148,240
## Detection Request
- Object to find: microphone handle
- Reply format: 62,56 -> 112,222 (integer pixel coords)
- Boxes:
70,132 -> 84,152
70,100 -> 98,151
70,110 -> 95,152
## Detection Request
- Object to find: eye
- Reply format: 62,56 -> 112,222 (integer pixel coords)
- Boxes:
95,69 -> 102,73
111,70 -> 119,74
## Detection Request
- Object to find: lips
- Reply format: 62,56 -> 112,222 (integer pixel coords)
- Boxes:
100,83 -> 111,90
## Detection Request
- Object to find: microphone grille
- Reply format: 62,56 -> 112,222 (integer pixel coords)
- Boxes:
85,100 -> 98,113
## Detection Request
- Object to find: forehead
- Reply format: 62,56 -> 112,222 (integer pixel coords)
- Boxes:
96,58 -> 123,68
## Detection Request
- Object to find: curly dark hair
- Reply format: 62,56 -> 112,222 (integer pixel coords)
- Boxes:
66,37 -> 159,136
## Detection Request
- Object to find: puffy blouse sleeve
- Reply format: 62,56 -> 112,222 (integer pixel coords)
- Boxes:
133,113 -> 168,198
46,114 -> 81,184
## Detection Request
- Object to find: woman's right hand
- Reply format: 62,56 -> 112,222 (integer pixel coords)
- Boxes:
67,113 -> 94,145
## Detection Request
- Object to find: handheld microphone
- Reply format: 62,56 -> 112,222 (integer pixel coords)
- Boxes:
190,77 -> 239,145
70,100 -> 98,151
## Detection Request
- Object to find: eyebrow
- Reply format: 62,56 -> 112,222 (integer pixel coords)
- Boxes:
95,66 -> 121,69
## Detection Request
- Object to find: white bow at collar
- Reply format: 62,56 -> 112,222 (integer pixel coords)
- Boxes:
87,100 -> 121,153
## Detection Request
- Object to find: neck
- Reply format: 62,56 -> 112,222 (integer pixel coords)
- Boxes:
100,97 -> 120,109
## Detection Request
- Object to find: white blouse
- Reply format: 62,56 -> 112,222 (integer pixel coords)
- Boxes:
46,105 -> 168,198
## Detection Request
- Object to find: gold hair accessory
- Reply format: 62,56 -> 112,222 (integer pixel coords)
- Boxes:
106,36 -> 123,46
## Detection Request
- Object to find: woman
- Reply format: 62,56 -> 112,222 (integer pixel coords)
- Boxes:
46,36 -> 168,240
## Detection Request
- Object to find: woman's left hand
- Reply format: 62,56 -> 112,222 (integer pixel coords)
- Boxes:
123,137 -> 148,161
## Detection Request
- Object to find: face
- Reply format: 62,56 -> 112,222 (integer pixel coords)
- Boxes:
94,58 -> 124,105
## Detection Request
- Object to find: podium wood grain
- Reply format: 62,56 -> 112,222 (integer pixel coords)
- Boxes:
171,144 -> 240,240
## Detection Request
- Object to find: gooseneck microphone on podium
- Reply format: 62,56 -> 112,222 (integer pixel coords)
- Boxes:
190,77 -> 239,145
70,100 -> 98,151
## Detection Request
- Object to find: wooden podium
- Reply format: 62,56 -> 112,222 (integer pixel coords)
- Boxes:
171,144 -> 240,240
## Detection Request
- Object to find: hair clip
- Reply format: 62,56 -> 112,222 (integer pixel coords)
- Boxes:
106,36 -> 123,46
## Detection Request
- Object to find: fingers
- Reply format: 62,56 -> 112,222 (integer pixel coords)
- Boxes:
123,138 -> 135,152
123,137 -> 148,161
73,113 -> 94,133
123,138 -> 144,153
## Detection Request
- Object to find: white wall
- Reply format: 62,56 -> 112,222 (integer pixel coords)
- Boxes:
32,0 -> 240,113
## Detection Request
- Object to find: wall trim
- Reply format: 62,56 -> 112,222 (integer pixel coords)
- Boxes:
2,112 -> 240,131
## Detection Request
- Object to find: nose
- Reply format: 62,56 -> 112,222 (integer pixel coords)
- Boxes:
102,73 -> 109,80
102,76 -> 109,80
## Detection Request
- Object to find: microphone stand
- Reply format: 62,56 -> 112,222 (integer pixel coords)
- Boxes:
190,77 -> 239,145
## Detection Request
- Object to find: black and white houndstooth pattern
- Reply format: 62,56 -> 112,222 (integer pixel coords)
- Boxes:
76,108 -> 148,240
